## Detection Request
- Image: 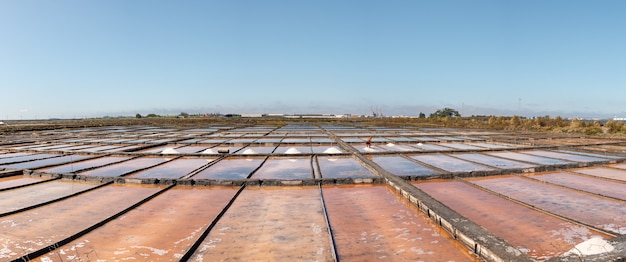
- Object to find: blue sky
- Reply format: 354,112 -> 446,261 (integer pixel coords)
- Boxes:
1,1 -> 625,119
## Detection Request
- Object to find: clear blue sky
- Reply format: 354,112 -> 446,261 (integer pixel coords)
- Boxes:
1,0 -> 625,119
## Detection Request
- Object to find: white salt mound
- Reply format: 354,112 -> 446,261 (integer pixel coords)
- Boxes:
323,147 -> 342,154
285,147 -> 301,154
201,149 -> 218,154
161,148 -> 179,154
242,149 -> 256,155
386,143 -> 395,147
417,143 -> 424,146
364,147 -> 376,152
563,237 -> 614,256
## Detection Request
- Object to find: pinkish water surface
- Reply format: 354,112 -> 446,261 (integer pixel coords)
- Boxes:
323,184 -> 478,261
413,180 -> 610,260
37,186 -> 238,261
468,176 -> 626,234
0,184 -> 164,261
189,186 -> 334,261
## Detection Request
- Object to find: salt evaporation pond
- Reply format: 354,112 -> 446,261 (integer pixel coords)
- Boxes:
0,184 -> 164,261
378,143 -> 418,152
438,143 -> 484,150
410,154 -> 493,172
78,157 -> 173,177
37,186 -> 238,261
250,157 -> 313,180
273,146 -> 312,154
38,156 -> 131,173
127,158 -> 212,179
0,180 -> 100,215
411,143 -> 452,151
369,156 -> 438,177
317,156 -> 376,179
0,175 -> 50,190
528,172 -> 626,201
555,150 -> 624,160
452,153 -> 536,169
0,152 -> 30,159
191,158 -> 265,180
78,145 -> 123,152
413,180 -> 611,260
0,154 -> 92,170
486,151 -> 574,165
189,186 -> 334,261
0,153 -> 59,165
174,145 -> 209,154
234,146 -> 276,155
312,146 -> 343,154
322,184 -> 478,261
522,150 -> 609,163
466,142 -> 513,149
572,167 -> 626,182
468,175 -> 626,234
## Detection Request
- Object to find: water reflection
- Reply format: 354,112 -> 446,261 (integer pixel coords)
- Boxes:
370,156 -> 438,176
252,157 -> 313,179
129,158 -> 212,179
192,158 -> 265,180
79,157 -> 172,177
317,157 -> 375,178
414,180 -> 610,260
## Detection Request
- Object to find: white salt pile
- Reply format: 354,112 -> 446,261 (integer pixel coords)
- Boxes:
242,149 -> 256,155
364,147 -> 377,152
161,148 -> 179,154
323,147 -> 342,154
563,237 -> 614,256
201,148 -> 218,154
285,147 -> 301,154
386,143 -> 396,147
417,143 -> 424,146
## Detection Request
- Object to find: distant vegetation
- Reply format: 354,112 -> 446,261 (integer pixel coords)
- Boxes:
2,107 -> 626,137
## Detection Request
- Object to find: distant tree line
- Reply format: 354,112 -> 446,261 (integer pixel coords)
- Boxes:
418,107 -> 626,136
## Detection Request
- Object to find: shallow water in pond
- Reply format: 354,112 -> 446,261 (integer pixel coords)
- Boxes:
410,154 -> 493,172
522,150 -> 608,163
189,186 -> 333,261
79,157 -> 172,177
413,180 -> 610,261
38,156 -> 131,173
0,154 -> 58,165
0,155 -> 92,169
191,158 -> 265,180
453,153 -> 536,169
0,152 -> 30,159
468,175 -> 626,234
486,151 -> 573,165
439,143 -> 484,150
369,156 -> 437,176
251,157 -> 313,180
572,167 -> 626,182
0,176 -> 50,190
128,158 -> 213,179
528,172 -> 626,201
174,145 -> 208,153
274,145 -> 313,154
36,186 -> 238,261
0,180 -> 100,214
317,157 -> 376,179
234,146 -> 277,155
0,184 -> 164,261
323,184 -> 479,261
